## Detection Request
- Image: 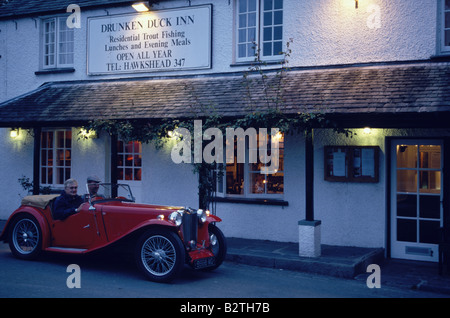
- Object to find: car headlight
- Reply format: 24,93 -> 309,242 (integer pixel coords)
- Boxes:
197,209 -> 207,223
169,210 -> 183,226
210,234 -> 217,246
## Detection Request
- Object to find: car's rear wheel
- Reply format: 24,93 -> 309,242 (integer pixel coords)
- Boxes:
8,215 -> 42,260
135,229 -> 185,283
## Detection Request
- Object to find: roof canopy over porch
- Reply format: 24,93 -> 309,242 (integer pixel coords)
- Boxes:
0,61 -> 449,129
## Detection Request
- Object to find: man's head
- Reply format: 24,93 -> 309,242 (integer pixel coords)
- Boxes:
87,175 -> 101,195
64,179 -> 78,196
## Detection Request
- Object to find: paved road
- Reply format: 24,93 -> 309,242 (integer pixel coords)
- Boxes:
1,241 -> 448,301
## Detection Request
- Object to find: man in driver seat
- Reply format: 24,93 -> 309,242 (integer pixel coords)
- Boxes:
53,179 -> 84,220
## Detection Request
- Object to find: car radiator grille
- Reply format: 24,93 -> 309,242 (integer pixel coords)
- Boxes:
182,210 -> 198,245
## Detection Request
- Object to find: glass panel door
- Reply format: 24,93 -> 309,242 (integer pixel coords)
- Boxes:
391,140 -> 443,262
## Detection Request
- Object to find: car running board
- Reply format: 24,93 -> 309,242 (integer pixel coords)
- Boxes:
45,247 -> 88,254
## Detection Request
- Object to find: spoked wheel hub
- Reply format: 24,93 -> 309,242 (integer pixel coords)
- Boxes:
135,230 -> 185,283
13,219 -> 39,254
141,235 -> 177,276
8,216 -> 42,260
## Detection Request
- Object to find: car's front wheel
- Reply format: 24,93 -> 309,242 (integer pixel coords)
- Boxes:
8,215 -> 42,260
135,229 -> 185,283
205,224 -> 227,271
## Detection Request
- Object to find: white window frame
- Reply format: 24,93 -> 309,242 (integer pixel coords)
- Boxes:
117,140 -> 143,181
438,0 -> 450,54
235,0 -> 284,63
42,17 -> 74,69
40,128 -> 72,187
215,132 -> 284,199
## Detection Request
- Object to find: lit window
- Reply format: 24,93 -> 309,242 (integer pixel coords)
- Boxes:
40,129 -> 72,186
249,132 -> 284,195
42,17 -> 74,68
216,132 -> 284,198
117,140 -> 142,181
236,0 -> 283,62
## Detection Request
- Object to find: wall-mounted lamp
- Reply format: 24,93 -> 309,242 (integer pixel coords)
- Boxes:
363,127 -> 372,134
355,0 -> 359,9
132,2 -> 150,12
10,128 -> 19,139
80,128 -> 98,139
167,129 -> 182,139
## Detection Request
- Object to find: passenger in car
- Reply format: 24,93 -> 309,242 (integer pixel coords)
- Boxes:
82,175 -> 105,202
53,179 -> 84,220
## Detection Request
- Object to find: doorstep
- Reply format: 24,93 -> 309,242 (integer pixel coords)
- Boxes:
226,237 -> 384,279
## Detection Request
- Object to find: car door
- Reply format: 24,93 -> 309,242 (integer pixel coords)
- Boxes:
51,202 -> 103,249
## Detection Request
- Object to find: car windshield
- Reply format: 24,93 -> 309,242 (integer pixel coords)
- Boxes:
84,183 -> 135,202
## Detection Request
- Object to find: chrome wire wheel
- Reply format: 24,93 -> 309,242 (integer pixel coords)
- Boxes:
136,230 -> 185,282
11,217 -> 40,257
141,235 -> 177,277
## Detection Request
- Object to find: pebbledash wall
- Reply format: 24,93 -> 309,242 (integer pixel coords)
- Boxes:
0,0 -> 438,100
0,0 -> 447,249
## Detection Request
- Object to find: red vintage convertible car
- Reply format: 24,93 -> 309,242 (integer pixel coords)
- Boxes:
0,184 -> 226,282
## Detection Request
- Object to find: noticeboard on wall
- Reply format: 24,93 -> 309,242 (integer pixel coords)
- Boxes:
324,146 -> 379,183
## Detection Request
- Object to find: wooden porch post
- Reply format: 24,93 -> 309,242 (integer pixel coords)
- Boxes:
110,133 -> 118,197
305,128 -> 314,221
298,127 -> 321,257
32,127 -> 41,195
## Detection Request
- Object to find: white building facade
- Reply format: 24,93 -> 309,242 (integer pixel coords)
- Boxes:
1,0 -> 449,263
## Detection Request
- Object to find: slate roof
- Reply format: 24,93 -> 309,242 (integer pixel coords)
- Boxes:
1,62 -> 450,128
0,0 -> 138,19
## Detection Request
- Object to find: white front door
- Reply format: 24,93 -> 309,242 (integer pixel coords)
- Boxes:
390,139 -> 443,262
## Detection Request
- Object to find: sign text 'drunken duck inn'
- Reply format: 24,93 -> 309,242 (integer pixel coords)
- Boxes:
87,5 -> 212,75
